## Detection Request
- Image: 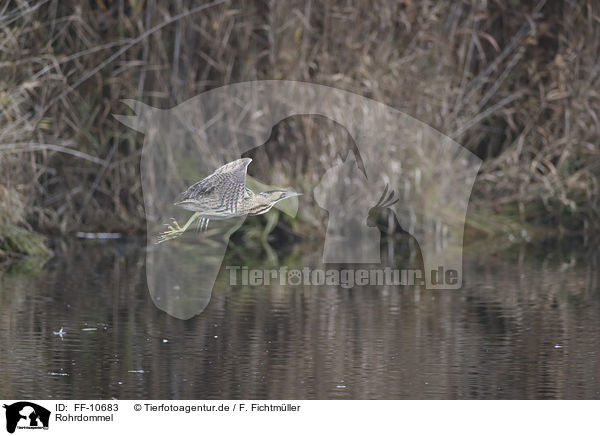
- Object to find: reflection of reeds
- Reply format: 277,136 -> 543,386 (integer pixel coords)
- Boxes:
0,0 -> 598,252
1,240 -> 599,398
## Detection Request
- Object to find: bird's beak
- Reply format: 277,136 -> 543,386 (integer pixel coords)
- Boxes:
274,191 -> 302,217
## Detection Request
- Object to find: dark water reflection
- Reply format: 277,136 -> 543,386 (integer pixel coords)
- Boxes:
1,239 -> 599,399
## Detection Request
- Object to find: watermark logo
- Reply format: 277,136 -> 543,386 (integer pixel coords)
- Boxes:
227,266 -> 459,288
3,402 -> 50,434
116,80 -> 481,319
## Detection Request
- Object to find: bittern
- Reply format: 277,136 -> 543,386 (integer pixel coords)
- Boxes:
156,158 -> 301,243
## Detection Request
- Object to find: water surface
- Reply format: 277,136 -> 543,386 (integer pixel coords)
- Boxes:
1,239 -> 598,399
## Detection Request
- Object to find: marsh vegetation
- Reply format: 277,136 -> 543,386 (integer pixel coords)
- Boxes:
0,0 -> 598,259
1,0 -> 600,401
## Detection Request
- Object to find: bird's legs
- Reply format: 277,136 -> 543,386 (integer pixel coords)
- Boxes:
156,212 -> 201,243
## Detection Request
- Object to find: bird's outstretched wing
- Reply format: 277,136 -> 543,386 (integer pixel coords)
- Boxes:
175,158 -> 252,214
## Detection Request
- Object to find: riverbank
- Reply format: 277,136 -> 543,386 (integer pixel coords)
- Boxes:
0,1 -> 598,259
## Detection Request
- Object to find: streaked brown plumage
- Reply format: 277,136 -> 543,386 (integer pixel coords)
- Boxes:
156,158 -> 301,243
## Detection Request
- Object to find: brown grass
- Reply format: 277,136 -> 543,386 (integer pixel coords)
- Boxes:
0,0 -> 598,249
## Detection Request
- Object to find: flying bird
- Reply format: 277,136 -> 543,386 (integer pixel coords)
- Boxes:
156,158 -> 301,243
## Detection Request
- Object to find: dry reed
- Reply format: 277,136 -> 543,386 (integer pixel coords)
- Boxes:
0,0 -> 598,257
